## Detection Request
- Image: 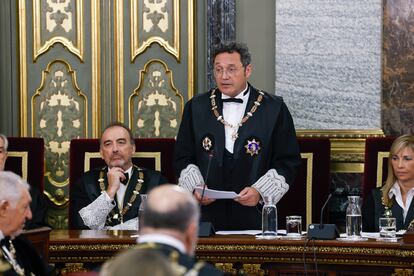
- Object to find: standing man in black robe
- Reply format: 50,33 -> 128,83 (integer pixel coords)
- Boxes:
175,42 -> 301,230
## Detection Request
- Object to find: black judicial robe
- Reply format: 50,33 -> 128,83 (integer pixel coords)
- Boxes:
175,85 -> 301,230
136,243 -> 225,276
362,188 -> 414,232
70,166 -> 167,229
0,235 -> 51,276
25,186 -> 49,230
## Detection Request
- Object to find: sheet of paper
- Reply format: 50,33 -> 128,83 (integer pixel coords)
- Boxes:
215,230 -> 262,235
194,187 -> 239,199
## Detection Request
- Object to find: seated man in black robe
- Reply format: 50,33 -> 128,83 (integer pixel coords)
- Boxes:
0,133 -> 48,230
0,171 -> 51,275
70,122 -> 167,230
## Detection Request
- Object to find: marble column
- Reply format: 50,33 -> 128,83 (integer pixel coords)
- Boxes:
275,0 -> 382,130
207,0 -> 236,89
382,0 -> 414,135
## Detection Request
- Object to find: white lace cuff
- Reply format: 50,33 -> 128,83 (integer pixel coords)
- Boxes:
79,192 -> 115,230
178,164 -> 204,192
105,217 -> 138,230
252,169 -> 289,204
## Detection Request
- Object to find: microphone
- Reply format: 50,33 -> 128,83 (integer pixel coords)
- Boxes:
198,150 -> 215,237
319,193 -> 332,228
307,193 -> 339,240
200,150 -> 214,204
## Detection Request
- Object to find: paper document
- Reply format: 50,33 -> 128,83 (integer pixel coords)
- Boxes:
194,187 -> 239,199
216,230 -> 262,235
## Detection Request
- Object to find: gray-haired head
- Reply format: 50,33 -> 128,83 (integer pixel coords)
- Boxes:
0,134 -> 8,151
212,41 -> 251,67
0,171 -> 30,207
141,184 -> 199,232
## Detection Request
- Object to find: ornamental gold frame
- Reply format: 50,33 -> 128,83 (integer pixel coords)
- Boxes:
31,59 -> 88,138
297,129 -> 385,173
31,59 -> 88,203
83,152 -> 161,172
130,0 -> 180,62
33,0 -> 84,61
128,58 -> 185,126
301,153 -> 313,227
19,1 -> 100,137
7,152 -> 28,181
377,151 -> 389,188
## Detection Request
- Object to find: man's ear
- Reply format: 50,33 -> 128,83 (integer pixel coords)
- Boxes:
184,221 -> 198,254
0,200 -> 10,217
100,147 -> 104,160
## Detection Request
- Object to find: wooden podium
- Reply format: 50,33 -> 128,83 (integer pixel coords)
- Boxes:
403,229 -> 414,243
49,230 -> 414,275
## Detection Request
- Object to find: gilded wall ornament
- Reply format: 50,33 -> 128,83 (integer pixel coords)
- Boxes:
32,60 -> 87,206
130,60 -> 183,138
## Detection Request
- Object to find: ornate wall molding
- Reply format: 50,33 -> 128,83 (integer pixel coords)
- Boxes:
130,0 -> 180,62
33,0 -> 84,61
32,59 -> 87,206
129,59 -> 184,138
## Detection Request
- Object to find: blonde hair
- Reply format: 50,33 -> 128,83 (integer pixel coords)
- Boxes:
382,134 -> 414,206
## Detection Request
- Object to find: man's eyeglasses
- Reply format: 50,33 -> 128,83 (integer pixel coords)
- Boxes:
213,66 -> 244,77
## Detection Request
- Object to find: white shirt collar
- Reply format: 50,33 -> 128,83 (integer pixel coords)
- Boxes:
0,230 -> 4,241
138,233 -> 186,254
388,181 -> 414,221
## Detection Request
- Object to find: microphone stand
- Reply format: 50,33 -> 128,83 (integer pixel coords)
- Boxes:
307,193 -> 339,240
198,151 -> 215,237
200,151 -> 214,204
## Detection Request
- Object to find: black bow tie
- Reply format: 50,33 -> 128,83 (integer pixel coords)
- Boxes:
121,173 -> 129,185
222,98 -> 243,104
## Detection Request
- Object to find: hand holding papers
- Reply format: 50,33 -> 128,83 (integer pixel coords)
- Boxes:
194,186 -> 239,199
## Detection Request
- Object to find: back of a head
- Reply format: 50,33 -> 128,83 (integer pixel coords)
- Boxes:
100,248 -> 177,276
141,184 -> 199,232
0,171 -> 29,205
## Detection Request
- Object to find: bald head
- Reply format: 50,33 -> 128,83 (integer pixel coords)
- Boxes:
142,184 -> 199,232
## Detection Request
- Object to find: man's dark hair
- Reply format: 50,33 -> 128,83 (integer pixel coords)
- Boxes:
99,122 -> 135,146
212,41 -> 251,67
141,200 -> 198,232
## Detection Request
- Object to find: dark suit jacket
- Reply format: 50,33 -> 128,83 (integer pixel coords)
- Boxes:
25,186 -> 49,230
362,187 -> 414,231
70,166 -> 167,229
0,235 -> 51,276
136,242 -> 225,276
175,84 -> 301,230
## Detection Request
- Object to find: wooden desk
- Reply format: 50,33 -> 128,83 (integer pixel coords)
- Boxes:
49,230 -> 414,275
21,227 -> 52,261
